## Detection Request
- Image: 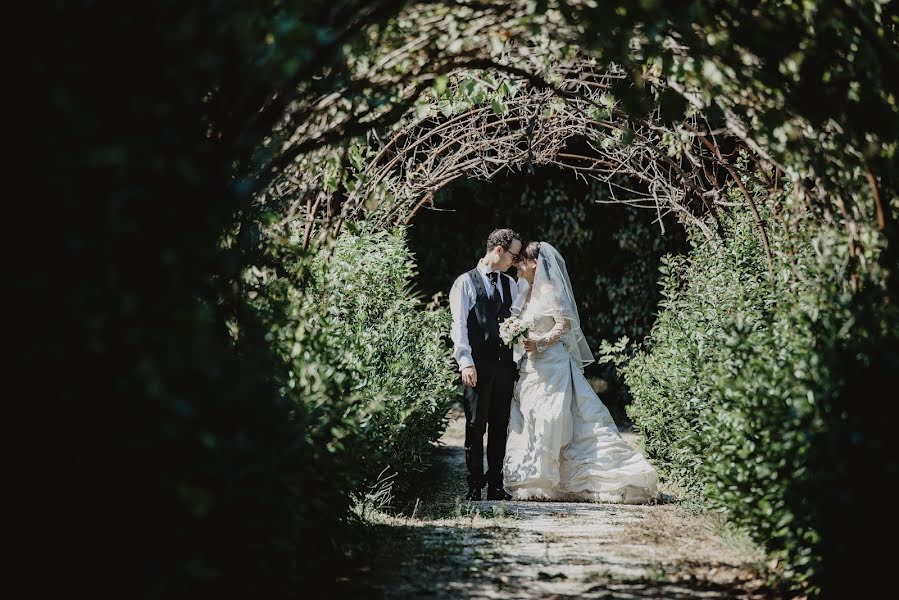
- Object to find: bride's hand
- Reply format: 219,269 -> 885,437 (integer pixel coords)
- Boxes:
523,339 -> 537,352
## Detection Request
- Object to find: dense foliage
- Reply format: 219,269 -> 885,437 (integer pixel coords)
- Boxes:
243,225 -> 457,567
602,176 -> 898,595
22,2 -> 450,596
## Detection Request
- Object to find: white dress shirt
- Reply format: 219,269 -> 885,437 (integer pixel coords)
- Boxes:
449,261 -> 520,372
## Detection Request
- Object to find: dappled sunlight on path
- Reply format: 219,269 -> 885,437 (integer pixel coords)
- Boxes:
363,411 -> 777,599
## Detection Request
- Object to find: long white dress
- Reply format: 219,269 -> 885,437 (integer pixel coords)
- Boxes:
502,306 -> 659,504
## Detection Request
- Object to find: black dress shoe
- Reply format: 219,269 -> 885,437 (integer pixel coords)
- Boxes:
486,487 -> 512,501
464,488 -> 482,501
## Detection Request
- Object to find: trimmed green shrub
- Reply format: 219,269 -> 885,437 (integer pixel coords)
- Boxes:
244,224 -> 457,582
602,180 -> 897,594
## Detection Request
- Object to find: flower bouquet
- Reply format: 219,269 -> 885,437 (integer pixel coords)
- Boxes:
499,315 -> 531,347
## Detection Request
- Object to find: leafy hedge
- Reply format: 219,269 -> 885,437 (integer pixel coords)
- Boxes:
301,226 -> 458,484
602,180 -> 898,595
244,225 -> 457,586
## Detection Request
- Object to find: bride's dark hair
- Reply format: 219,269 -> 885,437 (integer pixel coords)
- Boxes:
520,242 -> 552,281
520,241 -> 540,261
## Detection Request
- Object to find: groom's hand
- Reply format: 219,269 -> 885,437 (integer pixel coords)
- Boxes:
461,366 -> 478,387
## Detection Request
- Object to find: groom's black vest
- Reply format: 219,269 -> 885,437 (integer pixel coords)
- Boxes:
466,268 -> 514,366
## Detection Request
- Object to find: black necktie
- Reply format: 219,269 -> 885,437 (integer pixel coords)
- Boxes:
488,272 -> 502,313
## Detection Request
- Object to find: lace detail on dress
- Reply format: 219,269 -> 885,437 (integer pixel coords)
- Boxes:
531,316 -> 572,353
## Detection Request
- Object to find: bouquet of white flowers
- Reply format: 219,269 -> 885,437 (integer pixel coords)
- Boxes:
499,315 -> 531,347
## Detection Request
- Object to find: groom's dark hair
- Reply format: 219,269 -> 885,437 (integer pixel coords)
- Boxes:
485,228 -> 520,253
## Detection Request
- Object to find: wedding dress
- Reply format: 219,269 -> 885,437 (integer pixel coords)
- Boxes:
502,243 -> 658,504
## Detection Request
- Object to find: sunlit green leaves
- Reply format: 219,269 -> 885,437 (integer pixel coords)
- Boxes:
433,74 -> 448,96
612,182 -> 893,592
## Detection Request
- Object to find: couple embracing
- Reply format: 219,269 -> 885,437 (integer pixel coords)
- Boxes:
449,229 -> 658,503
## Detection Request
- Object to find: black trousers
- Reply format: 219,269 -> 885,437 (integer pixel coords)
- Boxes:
462,354 -> 517,490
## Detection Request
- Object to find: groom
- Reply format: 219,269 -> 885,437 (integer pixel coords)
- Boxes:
449,228 -> 522,501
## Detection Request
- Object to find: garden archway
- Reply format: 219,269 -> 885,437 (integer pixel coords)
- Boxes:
269,49 -> 784,271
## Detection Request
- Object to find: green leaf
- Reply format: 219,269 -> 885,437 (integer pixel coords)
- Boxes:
433,75 -> 448,96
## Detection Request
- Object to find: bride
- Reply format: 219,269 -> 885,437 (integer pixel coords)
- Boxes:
503,242 -> 659,504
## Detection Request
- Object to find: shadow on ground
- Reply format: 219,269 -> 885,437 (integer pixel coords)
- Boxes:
338,517 -> 782,599
330,413 -> 787,599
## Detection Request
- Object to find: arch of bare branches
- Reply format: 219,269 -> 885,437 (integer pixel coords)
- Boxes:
268,52 -> 787,271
